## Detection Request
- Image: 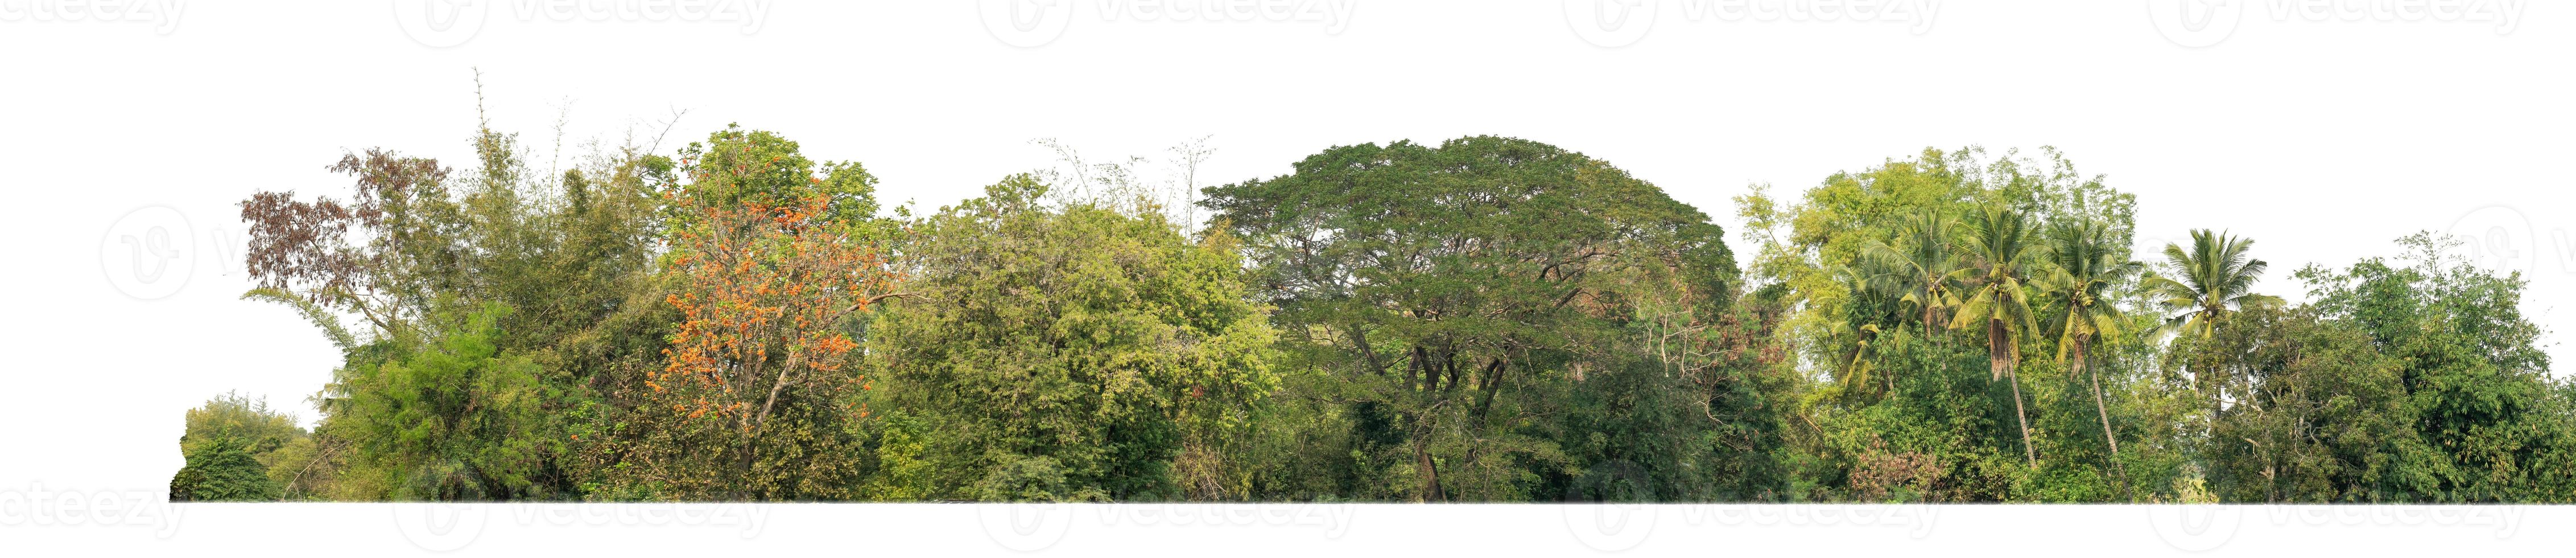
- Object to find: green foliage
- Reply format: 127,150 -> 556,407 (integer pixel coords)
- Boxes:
324,303 -> 559,500
177,392 -> 306,458
665,124 -> 884,231
873,174 -> 1281,501
2147,229 -> 2286,340
571,124 -> 898,502
170,437 -> 284,502
169,393 -> 304,502
2175,306 -> 2413,502
1203,136 -> 1764,502
2284,233 -> 2575,502
203,110 -> 2572,505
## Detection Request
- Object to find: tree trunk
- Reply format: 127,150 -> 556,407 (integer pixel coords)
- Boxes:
2009,367 -> 2035,469
2209,374 -> 2225,494
1413,421 -> 1442,502
1472,358 -> 1508,420
1443,352 -> 1464,394
1422,349 -> 1442,392
1349,326 -> 1390,379
1403,346 -> 1426,392
1992,318 -> 2036,469
2077,338 -> 2131,497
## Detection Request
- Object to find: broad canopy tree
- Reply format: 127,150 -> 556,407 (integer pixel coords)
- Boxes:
1202,136 -> 1743,501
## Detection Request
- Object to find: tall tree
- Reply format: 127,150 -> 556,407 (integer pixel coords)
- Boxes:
1864,210 -> 1966,334
2038,220 -> 2144,474
1203,136 -> 1739,501
617,126 -> 905,500
1951,204 -> 2044,468
2146,229 -> 2283,340
2144,229 -> 2283,464
872,175 -> 1281,501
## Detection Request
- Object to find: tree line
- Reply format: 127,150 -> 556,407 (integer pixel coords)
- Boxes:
169,116 -> 2576,503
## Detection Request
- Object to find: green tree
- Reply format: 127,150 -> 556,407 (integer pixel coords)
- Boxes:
1950,204 -> 2044,468
170,437 -> 284,502
2293,233 -> 2576,501
581,125 -> 899,501
2144,228 -> 2284,479
1864,210 -> 1966,334
2172,306 -> 2413,502
170,393 -> 306,501
873,175 -> 1282,501
2147,229 -> 2284,340
323,303 -> 558,500
1204,136 -> 1744,501
176,392 -> 306,462
2038,220 -> 2144,469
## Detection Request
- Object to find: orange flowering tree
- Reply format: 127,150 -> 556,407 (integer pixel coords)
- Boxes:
658,192 -> 898,436
610,126 -> 906,499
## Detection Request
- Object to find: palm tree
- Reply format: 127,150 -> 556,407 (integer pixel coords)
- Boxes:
1951,205 -> 2044,469
1827,263 -> 1905,399
2038,220 -> 2144,475
1863,210 -> 1965,334
2142,229 -> 2282,478
2144,229 -> 2282,340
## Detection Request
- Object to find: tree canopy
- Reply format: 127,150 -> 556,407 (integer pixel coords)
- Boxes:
181,109 -> 2574,504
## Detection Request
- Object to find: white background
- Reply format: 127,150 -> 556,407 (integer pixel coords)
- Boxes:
4,1 -> 2570,555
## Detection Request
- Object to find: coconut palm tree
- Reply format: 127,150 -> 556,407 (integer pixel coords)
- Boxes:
1827,262 -> 1906,400
2144,229 -> 2283,340
2038,220 -> 2145,470
1951,205 -> 2044,469
1863,210 -> 1966,334
2143,229 -> 2282,474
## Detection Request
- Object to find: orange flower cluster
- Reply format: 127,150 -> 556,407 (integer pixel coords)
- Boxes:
649,170 -> 904,436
